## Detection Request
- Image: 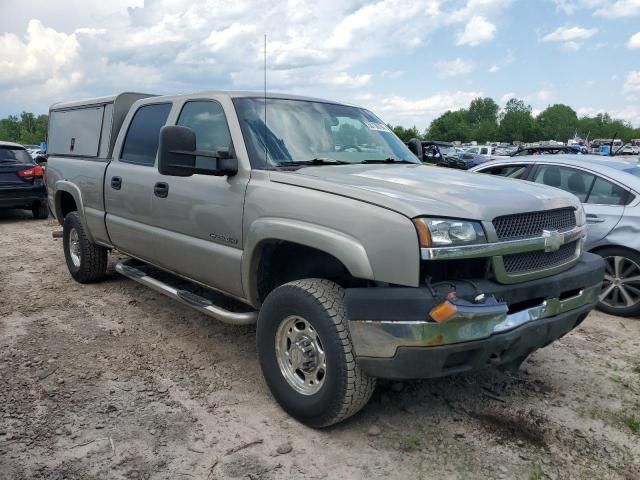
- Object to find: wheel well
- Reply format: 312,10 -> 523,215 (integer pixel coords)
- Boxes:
253,240 -> 367,304
57,191 -> 78,221
589,244 -> 640,258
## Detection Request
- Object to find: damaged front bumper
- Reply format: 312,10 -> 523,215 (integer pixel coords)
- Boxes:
345,252 -> 604,379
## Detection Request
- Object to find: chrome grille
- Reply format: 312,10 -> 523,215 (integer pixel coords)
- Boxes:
503,241 -> 578,274
493,208 -> 576,241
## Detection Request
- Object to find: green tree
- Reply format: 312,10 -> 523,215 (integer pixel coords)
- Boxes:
0,112 -> 48,145
498,98 -> 538,143
467,97 -> 499,125
390,125 -> 421,142
427,110 -> 472,142
536,104 -> 578,142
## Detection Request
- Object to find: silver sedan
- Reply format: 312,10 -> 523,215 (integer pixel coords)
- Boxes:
472,154 -> 640,317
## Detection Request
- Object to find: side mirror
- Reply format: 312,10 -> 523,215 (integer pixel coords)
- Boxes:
407,138 -> 425,162
158,125 -> 238,177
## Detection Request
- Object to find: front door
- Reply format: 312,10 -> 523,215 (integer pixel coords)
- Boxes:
150,99 -> 248,298
104,102 -> 172,261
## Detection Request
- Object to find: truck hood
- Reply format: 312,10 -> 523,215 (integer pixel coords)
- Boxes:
269,164 -> 581,220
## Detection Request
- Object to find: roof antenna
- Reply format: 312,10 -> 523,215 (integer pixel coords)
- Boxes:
264,33 -> 268,170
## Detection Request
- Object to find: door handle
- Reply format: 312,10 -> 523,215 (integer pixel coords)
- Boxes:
111,176 -> 122,190
586,214 -> 605,224
154,182 -> 169,198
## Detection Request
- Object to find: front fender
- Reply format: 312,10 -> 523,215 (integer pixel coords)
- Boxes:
243,217 -> 375,304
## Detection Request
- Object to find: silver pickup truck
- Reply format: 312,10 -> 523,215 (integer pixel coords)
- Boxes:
46,91 -> 604,427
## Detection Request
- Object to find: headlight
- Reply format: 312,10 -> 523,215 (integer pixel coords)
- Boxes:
574,205 -> 586,227
413,218 -> 487,247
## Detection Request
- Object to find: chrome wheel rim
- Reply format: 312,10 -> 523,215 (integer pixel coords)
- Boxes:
275,316 -> 326,395
599,255 -> 640,310
69,228 -> 81,267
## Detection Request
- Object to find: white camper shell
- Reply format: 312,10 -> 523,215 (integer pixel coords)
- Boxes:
48,93 -> 156,159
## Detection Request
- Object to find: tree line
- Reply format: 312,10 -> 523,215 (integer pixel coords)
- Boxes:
391,97 -> 640,144
0,112 -> 49,146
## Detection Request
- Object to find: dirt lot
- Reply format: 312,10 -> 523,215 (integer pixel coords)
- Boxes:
1,211 -> 639,480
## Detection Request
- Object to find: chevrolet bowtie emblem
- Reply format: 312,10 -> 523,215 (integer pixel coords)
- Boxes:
543,229 -> 563,252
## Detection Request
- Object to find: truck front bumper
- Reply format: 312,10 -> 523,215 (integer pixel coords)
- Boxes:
345,252 -> 604,379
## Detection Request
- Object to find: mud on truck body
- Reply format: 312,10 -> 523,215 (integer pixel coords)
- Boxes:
46,91 -> 604,427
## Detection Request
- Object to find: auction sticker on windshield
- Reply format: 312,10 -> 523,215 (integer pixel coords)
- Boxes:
364,121 -> 391,132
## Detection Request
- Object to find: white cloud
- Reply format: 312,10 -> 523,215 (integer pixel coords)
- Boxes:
376,91 -> 482,119
542,26 -> 597,42
627,31 -> 640,49
562,40 -> 582,51
456,16 -> 496,46
500,92 -> 516,104
594,0 -> 640,18
552,0 -> 578,14
488,65 -> 500,73
623,71 -> 640,93
0,19 -> 79,88
327,72 -> 372,88
435,58 -> 474,78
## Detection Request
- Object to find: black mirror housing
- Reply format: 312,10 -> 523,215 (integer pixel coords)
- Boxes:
158,125 -> 196,177
158,125 -> 239,177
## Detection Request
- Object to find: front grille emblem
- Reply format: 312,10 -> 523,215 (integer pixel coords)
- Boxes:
543,230 -> 563,253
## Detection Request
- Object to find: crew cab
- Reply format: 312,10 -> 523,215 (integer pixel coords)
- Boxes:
46,91 -> 604,427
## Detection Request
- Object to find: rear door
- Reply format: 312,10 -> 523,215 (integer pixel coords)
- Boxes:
104,102 -> 172,260
582,176 -> 628,245
530,164 -> 625,246
149,99 -> 248,298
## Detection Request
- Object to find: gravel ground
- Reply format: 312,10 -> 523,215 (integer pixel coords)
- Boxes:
1,211 -> 639,480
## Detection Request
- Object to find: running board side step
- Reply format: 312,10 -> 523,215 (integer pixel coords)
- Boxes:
115,261 -> 258,326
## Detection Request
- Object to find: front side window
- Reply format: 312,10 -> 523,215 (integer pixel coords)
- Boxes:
481,164 -> 529,179
177,101 -> 232,171
233,98 -> 418,169
586,177 -> 628,205
532,165 -> 595,202
120,103 -> 172,166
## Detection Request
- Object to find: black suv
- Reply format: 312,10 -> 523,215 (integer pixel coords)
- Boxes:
0,141 -> 48,219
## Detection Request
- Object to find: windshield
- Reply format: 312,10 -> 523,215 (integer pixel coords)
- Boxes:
0,146 -> 33,164
233,98 -> 419,169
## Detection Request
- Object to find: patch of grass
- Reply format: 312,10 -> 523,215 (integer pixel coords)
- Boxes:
529,463 -> 544,480
400,434 -> 422,451
621,413 -> 640,434
609,374 -> 633,389
632,365 -> 640,374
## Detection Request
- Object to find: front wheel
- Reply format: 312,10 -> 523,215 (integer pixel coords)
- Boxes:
596,247 -> 640,317
257,279 -> 375,428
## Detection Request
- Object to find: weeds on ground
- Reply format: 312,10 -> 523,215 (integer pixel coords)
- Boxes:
632,365 -> 640,374
399,434 -> 422,451
529,463 -> 544,480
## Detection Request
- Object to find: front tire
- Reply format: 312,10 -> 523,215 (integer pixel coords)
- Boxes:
596,247 -> 640,317
62,211 -> 108,283
257,279 -> 375,427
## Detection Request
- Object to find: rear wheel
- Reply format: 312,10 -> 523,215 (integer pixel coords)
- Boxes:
596,247 -> 640,317
257,279 -> 375,427
32,204 -> 49,219
63,211 -> 108,283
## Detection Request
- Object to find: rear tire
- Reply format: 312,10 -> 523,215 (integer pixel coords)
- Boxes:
595,247 -> 640,317
63,211 -> 108,283
257,279 -> 375,427
32,204 -> 49,219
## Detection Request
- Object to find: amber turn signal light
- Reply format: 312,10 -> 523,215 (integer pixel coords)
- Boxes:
413,219 -> 432,247
429,300 -> 458,323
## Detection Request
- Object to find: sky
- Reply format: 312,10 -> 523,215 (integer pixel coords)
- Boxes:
0,0 -> 639,130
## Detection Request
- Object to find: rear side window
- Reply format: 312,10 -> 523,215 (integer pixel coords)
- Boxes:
586,177 -> 629,205
177,101 -> 232,171
120,103 -> 172,166
481,164 -> 528,179
532,165 -> 595,202
0,146 -> 33,164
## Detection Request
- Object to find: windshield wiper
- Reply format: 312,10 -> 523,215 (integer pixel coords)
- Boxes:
360,158 -> 415,164
279,158 -> 351,167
